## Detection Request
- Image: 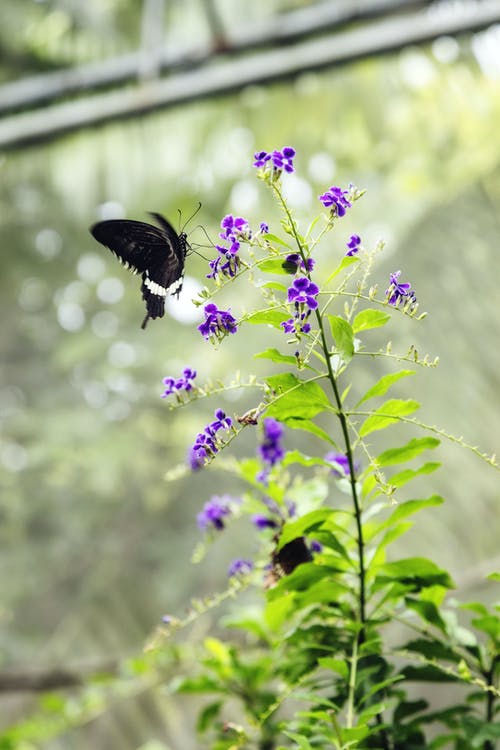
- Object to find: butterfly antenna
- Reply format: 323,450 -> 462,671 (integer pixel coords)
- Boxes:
193,224 -> 217,249
188,242 -> 211,262
179,202 -> 202,234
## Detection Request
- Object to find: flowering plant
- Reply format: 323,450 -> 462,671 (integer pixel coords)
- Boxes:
8,148 -> 498,749
150,147 -> 500,749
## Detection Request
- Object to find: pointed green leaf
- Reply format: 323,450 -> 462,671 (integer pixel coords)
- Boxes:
283,417 -> 335,444
258,258 -> 293,275
359,399 -> 420,437
374,557 -> 454,591
266,373 -> 330,420
390,462 -> 441,488
357,370 -> 415,406
405,597 -> 448,633
277,509 -> 333,548
353,308 -> 392,333
325,254 -> 359,282
254,348 -> 298,366
377,437 -> 440,466
365,496 -> 444,542
246,309 -> 288,328
260,280 -> 287,291
264,233 -> 293,250
328,315 -> 354,362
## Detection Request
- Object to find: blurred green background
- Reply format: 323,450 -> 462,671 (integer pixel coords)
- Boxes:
1,0 -> 499,746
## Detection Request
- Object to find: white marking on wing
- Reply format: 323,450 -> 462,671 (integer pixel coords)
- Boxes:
145,274 -> 167,297
166,275 -> 184,295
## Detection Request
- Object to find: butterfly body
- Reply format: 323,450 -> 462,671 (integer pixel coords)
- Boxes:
90,212 -> 188,329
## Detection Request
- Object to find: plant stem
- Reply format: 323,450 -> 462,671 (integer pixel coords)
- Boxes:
273,184 -> 367,629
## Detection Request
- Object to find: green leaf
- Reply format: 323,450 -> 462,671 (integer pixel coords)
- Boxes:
260,280 -> 288,292
377,437 -> 440,466
264,233 -> 293,250
365,496 -> 444,542
277,509 -> 333,548
282,418 -> 336,444
373,558 -> 454,591
404,597 -> 448,633
371,522 -> 414,566
357,370 -> 415,406
390,462 -> 441,488
325,254 -> 359,282
246,308 -> 288,328
359,399 -> 420,437
255,348 -> 298,366
258,258 -> 293,275
352,308 -> 392,333
401,665 -> 459,683
283,450 -> 326,468
470,615 -> 500,640
197,701 -> 223,732
265,373 -> 330,420
401,638 -> 460,662
328,315 -> 354,362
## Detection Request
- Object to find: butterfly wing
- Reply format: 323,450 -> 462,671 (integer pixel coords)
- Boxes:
90,215 -> 187,329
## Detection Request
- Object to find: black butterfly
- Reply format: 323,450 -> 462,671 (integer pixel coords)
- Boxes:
90,212 -> 188,329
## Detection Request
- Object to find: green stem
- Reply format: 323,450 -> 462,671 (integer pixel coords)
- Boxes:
273,183 -> 367,629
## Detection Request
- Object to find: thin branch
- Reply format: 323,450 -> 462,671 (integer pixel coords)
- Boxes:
2,1 -> 500,149
0,0 -> 431,114
0,662 -> 117,694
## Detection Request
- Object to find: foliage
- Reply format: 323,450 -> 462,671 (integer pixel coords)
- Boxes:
3,147 -> 499,749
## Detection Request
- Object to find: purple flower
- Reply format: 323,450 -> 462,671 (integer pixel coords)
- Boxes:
280,313 -> 311,336
259,222 -> 269,234
386,270 -> 417,308
310,540 -> 323,554
190,408 -> 233,466
228,558 -> 253,578
325,452 -> 360,478
252,514 -> 279,530
188,445 -> 205,470
161,614 -> 172,624
287,276 -> 319,310
198,303 -> 238,340
253,150 -> 272,168
346,234 -> 361,256
258,417 -> 285,467
283,253 -> 315,274
161,367 -> 197,397
319,186 -> 352,217
197,496 -> 231,531
253,147 -> 296,174
219,214 -> 250,240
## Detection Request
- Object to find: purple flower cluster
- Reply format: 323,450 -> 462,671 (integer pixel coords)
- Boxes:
207,214 -> 250,280
198,303 -> 238,340
325,452 -> 360,478
287,276 -> 319,310
319,185 -> 352,217
197,495 -> 231,531
258,417 -> 285,468
386,270 -> 417,308
228,558 -> 253,578
253,147 -> 296,174
191,408 -> 233,465
161,367 -> 196,398
283,253 -> 315,274
346,234 -> 361,256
